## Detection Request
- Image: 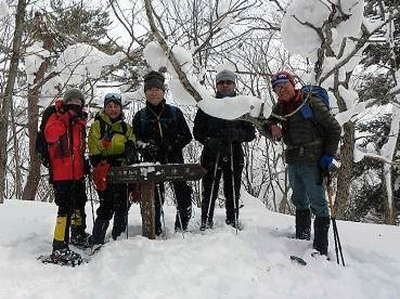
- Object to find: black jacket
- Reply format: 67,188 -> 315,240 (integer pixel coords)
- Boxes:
193,97 -> 255,162
132,100 -> 192,163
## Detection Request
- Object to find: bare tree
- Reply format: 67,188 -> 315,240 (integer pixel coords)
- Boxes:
0,0 -> 27,204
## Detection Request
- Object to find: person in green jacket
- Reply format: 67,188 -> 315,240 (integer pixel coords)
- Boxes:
88,93 -> 138,249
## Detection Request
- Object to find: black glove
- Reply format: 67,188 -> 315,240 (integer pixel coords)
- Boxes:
136,140 -> 159,158
64,104 -> 84,120
125,140 -> 138,165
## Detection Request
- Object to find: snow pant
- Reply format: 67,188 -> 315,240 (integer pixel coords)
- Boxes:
52,180 -> 87,251
288,163 -> 329,217
154,181 -> 192,234
288,163 -> 330,254
200,153 -> 243,225
91,183 -> 130,244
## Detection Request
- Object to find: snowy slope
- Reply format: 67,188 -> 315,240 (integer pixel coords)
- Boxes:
0,192 -> 399,299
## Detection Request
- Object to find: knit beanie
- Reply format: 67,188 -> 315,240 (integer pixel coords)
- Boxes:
216,70 -> 236,84
144,71 -> 165,92
271,71 -> 296,88
63,88 -> 85,106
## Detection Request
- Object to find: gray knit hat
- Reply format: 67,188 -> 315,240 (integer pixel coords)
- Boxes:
144,71 -> 165,92
216,70 -> 236,84
63,88 -> 85,105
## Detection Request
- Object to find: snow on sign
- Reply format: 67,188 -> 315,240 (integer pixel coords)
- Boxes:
108,164 -> 206,184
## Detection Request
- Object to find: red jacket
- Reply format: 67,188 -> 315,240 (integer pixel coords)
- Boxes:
44,100 -> 86,181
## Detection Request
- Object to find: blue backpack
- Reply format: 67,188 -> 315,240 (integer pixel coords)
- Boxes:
299,85 -> 329,119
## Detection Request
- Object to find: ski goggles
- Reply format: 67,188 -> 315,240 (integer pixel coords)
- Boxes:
104,93 -> 122,106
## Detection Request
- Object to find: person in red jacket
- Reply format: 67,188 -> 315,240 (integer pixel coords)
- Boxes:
44,88 -> 89,265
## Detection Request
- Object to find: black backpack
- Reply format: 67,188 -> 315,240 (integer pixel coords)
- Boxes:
35,106 -> 57,168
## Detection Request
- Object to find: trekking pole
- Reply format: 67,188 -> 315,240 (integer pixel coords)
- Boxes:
205,151 -> 221,227
126,182 -> 129,240
325,172 -> 345,267
229,142 -> 239,235
156,183 -> 167,239
87,175 -> 96,230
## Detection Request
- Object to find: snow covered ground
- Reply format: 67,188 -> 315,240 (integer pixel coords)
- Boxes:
0,192 -> 399,299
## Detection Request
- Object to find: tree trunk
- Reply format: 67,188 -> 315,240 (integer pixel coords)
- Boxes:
0,0 -> 27,204
10,102 -> 23,199
22,13 -> 54,201
22,87 -> 42,201
335,122 -> 355,219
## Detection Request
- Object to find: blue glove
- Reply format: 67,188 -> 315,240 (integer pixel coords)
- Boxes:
319,155 -> 334,170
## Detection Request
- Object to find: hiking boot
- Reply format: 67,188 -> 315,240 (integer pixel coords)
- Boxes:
174,210 -> 191,232
112,215 -> 127,240
50,248 -> 83,266
295,209 -> 311,240
313,217 -> 330,255
155,225 -> 163,236
226,219 -> 242,230
91,218 -> 110,245
200,220 -> 213,231
71,231 -> 91,248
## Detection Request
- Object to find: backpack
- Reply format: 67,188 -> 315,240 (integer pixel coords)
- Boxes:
35,106 -> 57,168
299,85 -> 329,119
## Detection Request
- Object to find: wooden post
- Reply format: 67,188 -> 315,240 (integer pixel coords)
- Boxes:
140,182 -> 156,239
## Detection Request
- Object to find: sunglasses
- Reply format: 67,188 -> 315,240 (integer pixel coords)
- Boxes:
104,92 -> 122,101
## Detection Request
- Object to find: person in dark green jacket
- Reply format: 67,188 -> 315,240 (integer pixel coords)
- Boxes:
88,93 -> 137,248
264,71 -> 341,256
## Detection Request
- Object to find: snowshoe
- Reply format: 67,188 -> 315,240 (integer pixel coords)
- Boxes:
71,232 -> 91,249
38,248 -> 85,267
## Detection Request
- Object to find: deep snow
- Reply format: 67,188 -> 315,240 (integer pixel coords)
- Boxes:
0,191 -> 399,299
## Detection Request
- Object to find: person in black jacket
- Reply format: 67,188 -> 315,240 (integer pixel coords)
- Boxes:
193,70 -> 255,231
132,71 -> 193,235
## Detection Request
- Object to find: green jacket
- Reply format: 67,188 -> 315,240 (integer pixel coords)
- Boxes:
88,111 -> 136,167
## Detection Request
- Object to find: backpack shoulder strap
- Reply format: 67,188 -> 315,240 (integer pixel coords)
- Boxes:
39,106 -> 57,132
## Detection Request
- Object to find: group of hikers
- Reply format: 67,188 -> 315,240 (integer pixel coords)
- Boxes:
41,69 -> 341,266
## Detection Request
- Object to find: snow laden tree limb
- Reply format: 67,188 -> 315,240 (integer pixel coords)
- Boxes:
320,12 -> 400,84
144,0 -> 204,103
143,0 -> 269,133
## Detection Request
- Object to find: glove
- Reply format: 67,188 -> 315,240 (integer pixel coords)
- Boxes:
205,137 -> 225,151
93,161 -> 111,191
136,140 -> 159,159
125,140 -> 138,164
64,104 -> 83,120
319,155 -> 334,170
270,125 -> 282,141
101,139 -> 112,149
